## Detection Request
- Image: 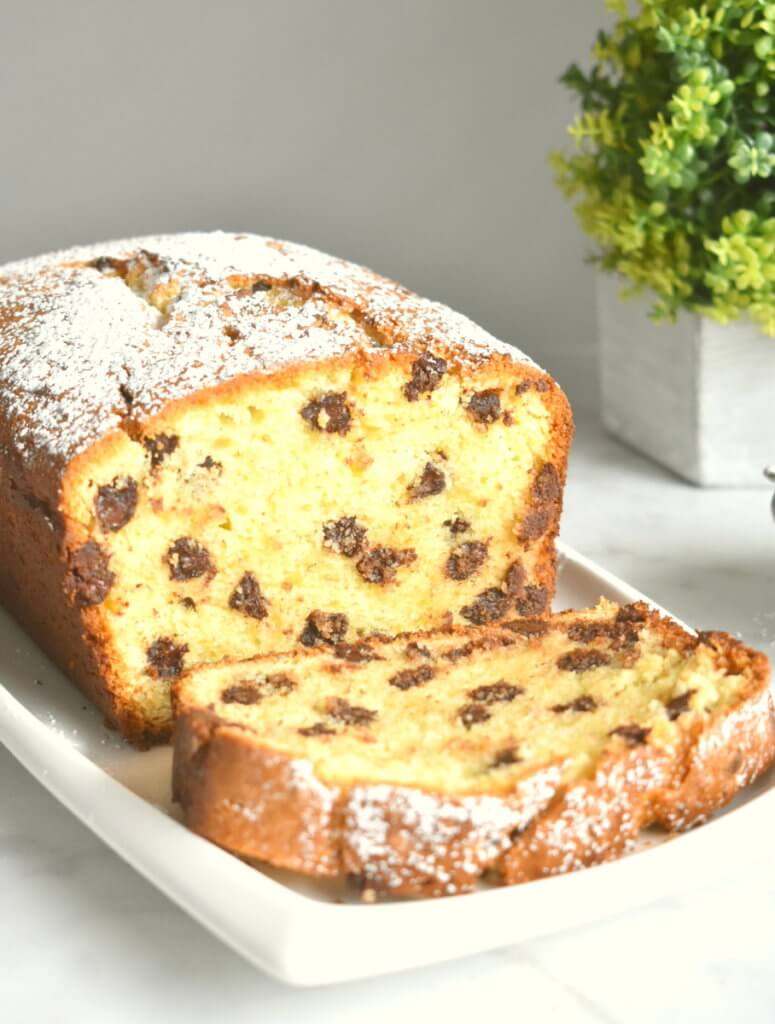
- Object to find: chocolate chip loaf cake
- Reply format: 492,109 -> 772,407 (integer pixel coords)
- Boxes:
173,600 -> 774,897
0,232 -> 572,745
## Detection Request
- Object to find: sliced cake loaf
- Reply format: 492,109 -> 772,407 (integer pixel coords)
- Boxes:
0,232 -> 571,745
173,600 -> 774,897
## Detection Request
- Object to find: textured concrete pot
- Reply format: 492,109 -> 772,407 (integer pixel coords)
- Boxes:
597,274 -> 774,487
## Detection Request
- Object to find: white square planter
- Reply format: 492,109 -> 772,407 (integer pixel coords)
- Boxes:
597,274 -> 774,487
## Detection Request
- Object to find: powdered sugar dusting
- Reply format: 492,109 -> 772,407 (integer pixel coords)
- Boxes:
662,681 -> 775,830
0,231 -> 535,479
0,266 -> 161,476
286,757 -> 341,871
344,785 -> 518,893
343,766 -> 563,895
508,754 -> 670,880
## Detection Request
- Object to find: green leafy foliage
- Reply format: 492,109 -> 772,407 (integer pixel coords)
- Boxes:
553,0 -> 775,335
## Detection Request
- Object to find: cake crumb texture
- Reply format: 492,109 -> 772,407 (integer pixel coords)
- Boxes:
173,599 -> 775,896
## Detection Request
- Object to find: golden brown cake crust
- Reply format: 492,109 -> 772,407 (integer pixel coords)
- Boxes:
172,607 -> 775,897
0,233 -> 572,746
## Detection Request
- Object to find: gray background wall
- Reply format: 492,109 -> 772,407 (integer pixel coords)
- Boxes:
0,0 -> 603,411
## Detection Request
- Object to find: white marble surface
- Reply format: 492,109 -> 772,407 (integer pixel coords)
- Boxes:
2,411 -> 774,1023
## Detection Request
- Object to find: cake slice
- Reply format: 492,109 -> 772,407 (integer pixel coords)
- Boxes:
173,599 -> 774,897
0,232 -> 572,745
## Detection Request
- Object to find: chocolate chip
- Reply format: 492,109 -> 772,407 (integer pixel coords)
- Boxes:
616,603 -> 650,624
252,280 -> 272,292
389,665 -> 435,690
408,463 -> 446,502
262,672 -> 296,696
467,389 -> 501,424
95,476 -> 138,532
146,637 -> 188,679
299,610 -> 349,647
459,703 -> 491,729
299,722 -> 335,737
557,649 -> 611,672
118,382 -> 135,409
519,464 -> 562,543
222,683 -> 262,705
92,256 -> 121,273
504,560 -> 526,595
229,572 -> 269,619
405,641 -> 432,659
468,681 -> 523,704
442,641 -> 476,662
332,641 -> 381,663
403,352 -> 448,401
444,516 -> 471,535
567,621 -> 611,643
502,411 -> 514,426
502,617 -> 549,637
518,507 -> 553,543
137,248 -> 168,271
610,626 -> 641,651
322,516 -> 367,557
665,690 -> 696,721
300,392 -> 352,434
445,540 -> 489,581
143,433 -> 179,468
492,747 -> 521,768
551,695 -> 598,713
64,541 -> 115,607
165,538 -> 216,581
515,380 -> 532,395
198,455 -> 222,472
609,724 -> 651,746
94,255 -> 130,276
325,697 -> 377,726
514,585 -> 548,617
180,596 -> 197,610
222,673 -> 295,704
460,587 -> 510,625
533,464 -> 562,505
356,546 -> 417,585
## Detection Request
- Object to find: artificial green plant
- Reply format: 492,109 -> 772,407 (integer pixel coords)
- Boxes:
553,0 -> 774,335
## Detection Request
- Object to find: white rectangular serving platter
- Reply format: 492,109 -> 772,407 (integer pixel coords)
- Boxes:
1,541 -> 773,986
